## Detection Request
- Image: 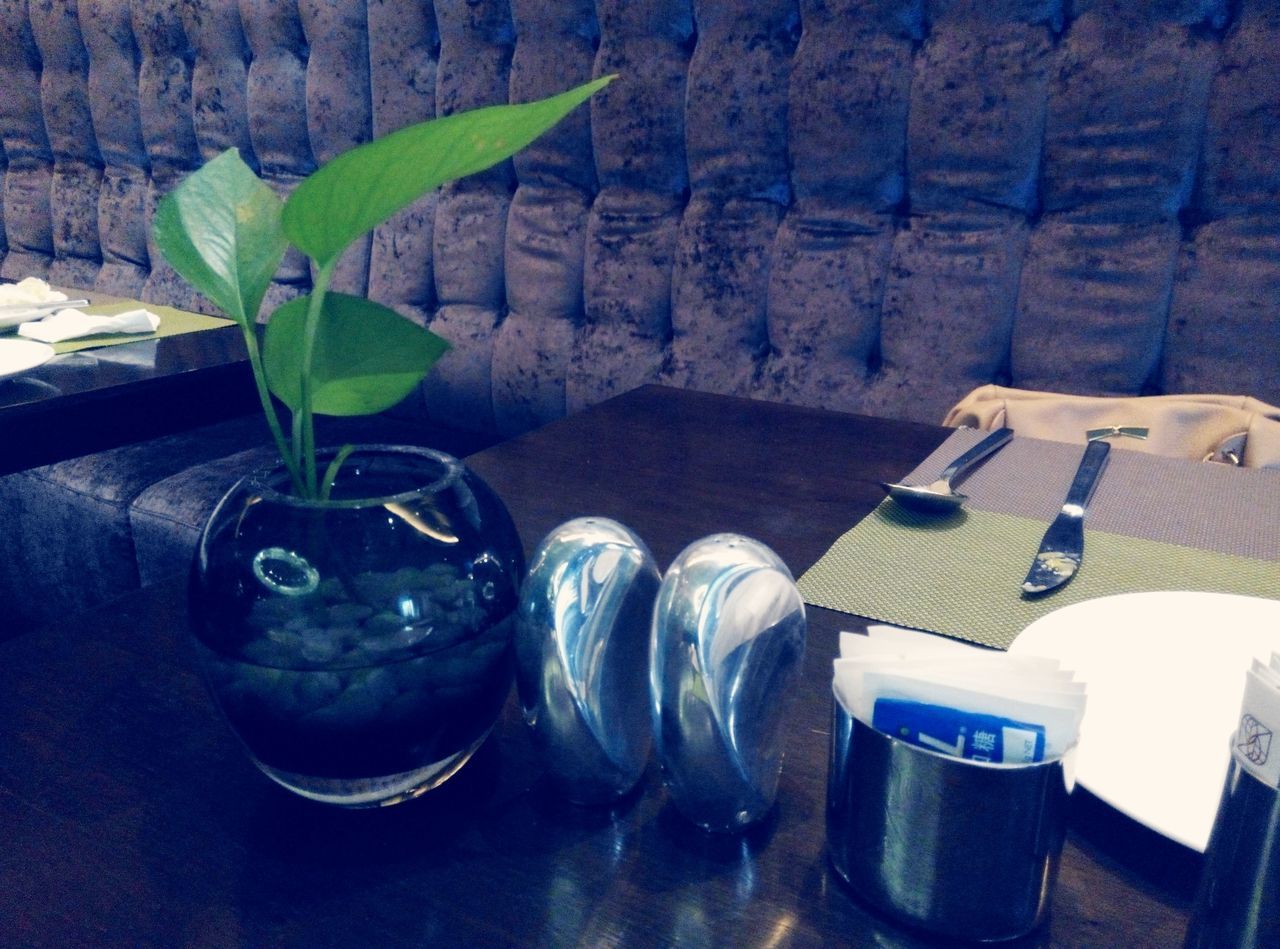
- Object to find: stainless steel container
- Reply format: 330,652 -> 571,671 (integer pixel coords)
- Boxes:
827,705 -> 1069,942
1185,754 -> 1280,948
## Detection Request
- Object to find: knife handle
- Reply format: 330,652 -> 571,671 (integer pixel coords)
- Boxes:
1062,440 -> 1110,512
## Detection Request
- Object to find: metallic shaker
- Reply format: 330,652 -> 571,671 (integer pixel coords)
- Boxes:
650,533 -> 807,832
827,706 -> 1069,942
1185,754 -> 1280,948
515,517 -> 660,804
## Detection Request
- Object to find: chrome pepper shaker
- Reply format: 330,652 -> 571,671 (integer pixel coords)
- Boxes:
650,533 -> 807,832
515,517 -> 661,804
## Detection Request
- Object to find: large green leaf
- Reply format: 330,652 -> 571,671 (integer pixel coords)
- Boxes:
152,149 -> 286,326
282,75 -> 615,267
263,292 -> 450,416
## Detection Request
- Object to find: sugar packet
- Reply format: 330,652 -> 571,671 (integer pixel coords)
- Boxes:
833,625 -> 1086,764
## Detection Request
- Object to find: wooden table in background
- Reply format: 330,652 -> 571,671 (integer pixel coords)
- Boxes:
0,290 -> 254,475
0,385 -> 1196,946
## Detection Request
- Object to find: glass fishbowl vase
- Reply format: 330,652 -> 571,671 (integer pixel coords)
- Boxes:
190,445 -> 524,807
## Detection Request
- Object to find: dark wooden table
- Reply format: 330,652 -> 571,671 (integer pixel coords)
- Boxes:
0,385 -> 1196,946
0,289 -> 255,475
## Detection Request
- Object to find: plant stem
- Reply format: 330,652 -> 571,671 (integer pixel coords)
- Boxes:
239,322 -> 304,495
319,443 -> 357,501
299,261 -> 336,498
291,408 -> 305,487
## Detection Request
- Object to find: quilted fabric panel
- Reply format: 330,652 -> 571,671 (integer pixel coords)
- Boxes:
873,219 -> 1033,423
570,0 -> 691,414
1,0 -> 1278,428
493,0 -> 601,434
240,0 -> 313,307
785,0 -> 921,216
29,0 -> 103,290
300,0 -> 371,298
1014,219 -> 1183,394
905,5 -> 1055,217
1041,4 -> 1221,223
665,0 -> 796,398
0,0 -> 54,279
1011,0 -> 1224,397
760,0 -> 915,412
1164,0 -> 1280,399
133,0 -> 204,309
366,0 -> 438,320
495,182 -> 591,433
865,0 -> 1055,422
422,0 -> 515,433
1166,221 -> 1280,400
81,0 -> 149,297
184,0 -> 254,161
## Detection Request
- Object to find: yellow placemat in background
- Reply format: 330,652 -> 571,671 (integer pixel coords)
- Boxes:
51,302 -> 234,354
798,502 -> 1280,650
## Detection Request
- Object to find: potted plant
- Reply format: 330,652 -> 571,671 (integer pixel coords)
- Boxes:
155,76 -> 612,807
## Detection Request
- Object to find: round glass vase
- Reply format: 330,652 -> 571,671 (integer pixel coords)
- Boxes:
190,445 -> 524,807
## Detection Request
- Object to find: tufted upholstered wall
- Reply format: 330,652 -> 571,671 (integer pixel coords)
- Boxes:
2,0 -> 1276,438
0,0 -> 1277,633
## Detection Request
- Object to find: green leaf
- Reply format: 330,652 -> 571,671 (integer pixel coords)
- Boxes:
282,75 -> 615,267
152,148 -> 286,326
263,292 -> 450,416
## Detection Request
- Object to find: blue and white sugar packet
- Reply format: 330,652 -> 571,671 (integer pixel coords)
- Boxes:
1233,652 -> 1280,788
833,625 -> 1085,765
872,698 -> 1047,764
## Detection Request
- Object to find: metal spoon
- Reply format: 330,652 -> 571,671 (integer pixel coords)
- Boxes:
880,427 -> 1014,514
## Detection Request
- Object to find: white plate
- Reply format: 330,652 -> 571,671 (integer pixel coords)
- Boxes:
1010,591 -> 1280,852
0,338 -> 55,380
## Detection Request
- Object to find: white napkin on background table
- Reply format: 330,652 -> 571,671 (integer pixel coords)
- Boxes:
0,276 -> 68,306
18,308 -> 160,343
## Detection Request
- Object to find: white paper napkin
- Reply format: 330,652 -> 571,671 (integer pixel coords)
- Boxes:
18,308 -> 160,343
834,625 -> 1087,762
0,276 -> 67,306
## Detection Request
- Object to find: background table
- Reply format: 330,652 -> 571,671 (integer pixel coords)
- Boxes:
0,289 -> 254,475
0,386 -> 1197,946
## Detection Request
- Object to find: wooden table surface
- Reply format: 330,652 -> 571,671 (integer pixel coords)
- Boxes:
0,385 -> 1197,946
0,289 -> 255,475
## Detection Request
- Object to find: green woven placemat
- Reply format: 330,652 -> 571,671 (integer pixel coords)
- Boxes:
798,502 -> 1280,650
51,302 -> 234,354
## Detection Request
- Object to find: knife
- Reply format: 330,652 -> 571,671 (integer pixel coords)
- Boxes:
1020,440 -> 1111,596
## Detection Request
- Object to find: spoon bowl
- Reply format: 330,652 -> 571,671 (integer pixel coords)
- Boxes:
880,479 -> 972,514
880,427 -> 1014,515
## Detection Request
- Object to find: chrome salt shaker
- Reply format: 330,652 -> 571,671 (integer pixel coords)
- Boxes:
650,534 -> 807,832
515,517 -> 661,804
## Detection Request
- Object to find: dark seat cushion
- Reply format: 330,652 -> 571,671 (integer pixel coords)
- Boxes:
0,414 -> 496,637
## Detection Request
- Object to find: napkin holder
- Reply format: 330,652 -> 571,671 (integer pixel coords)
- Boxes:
827,705 -> 1069,942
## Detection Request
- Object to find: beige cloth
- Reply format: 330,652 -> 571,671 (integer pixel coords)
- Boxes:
945,386 -> 1280,468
